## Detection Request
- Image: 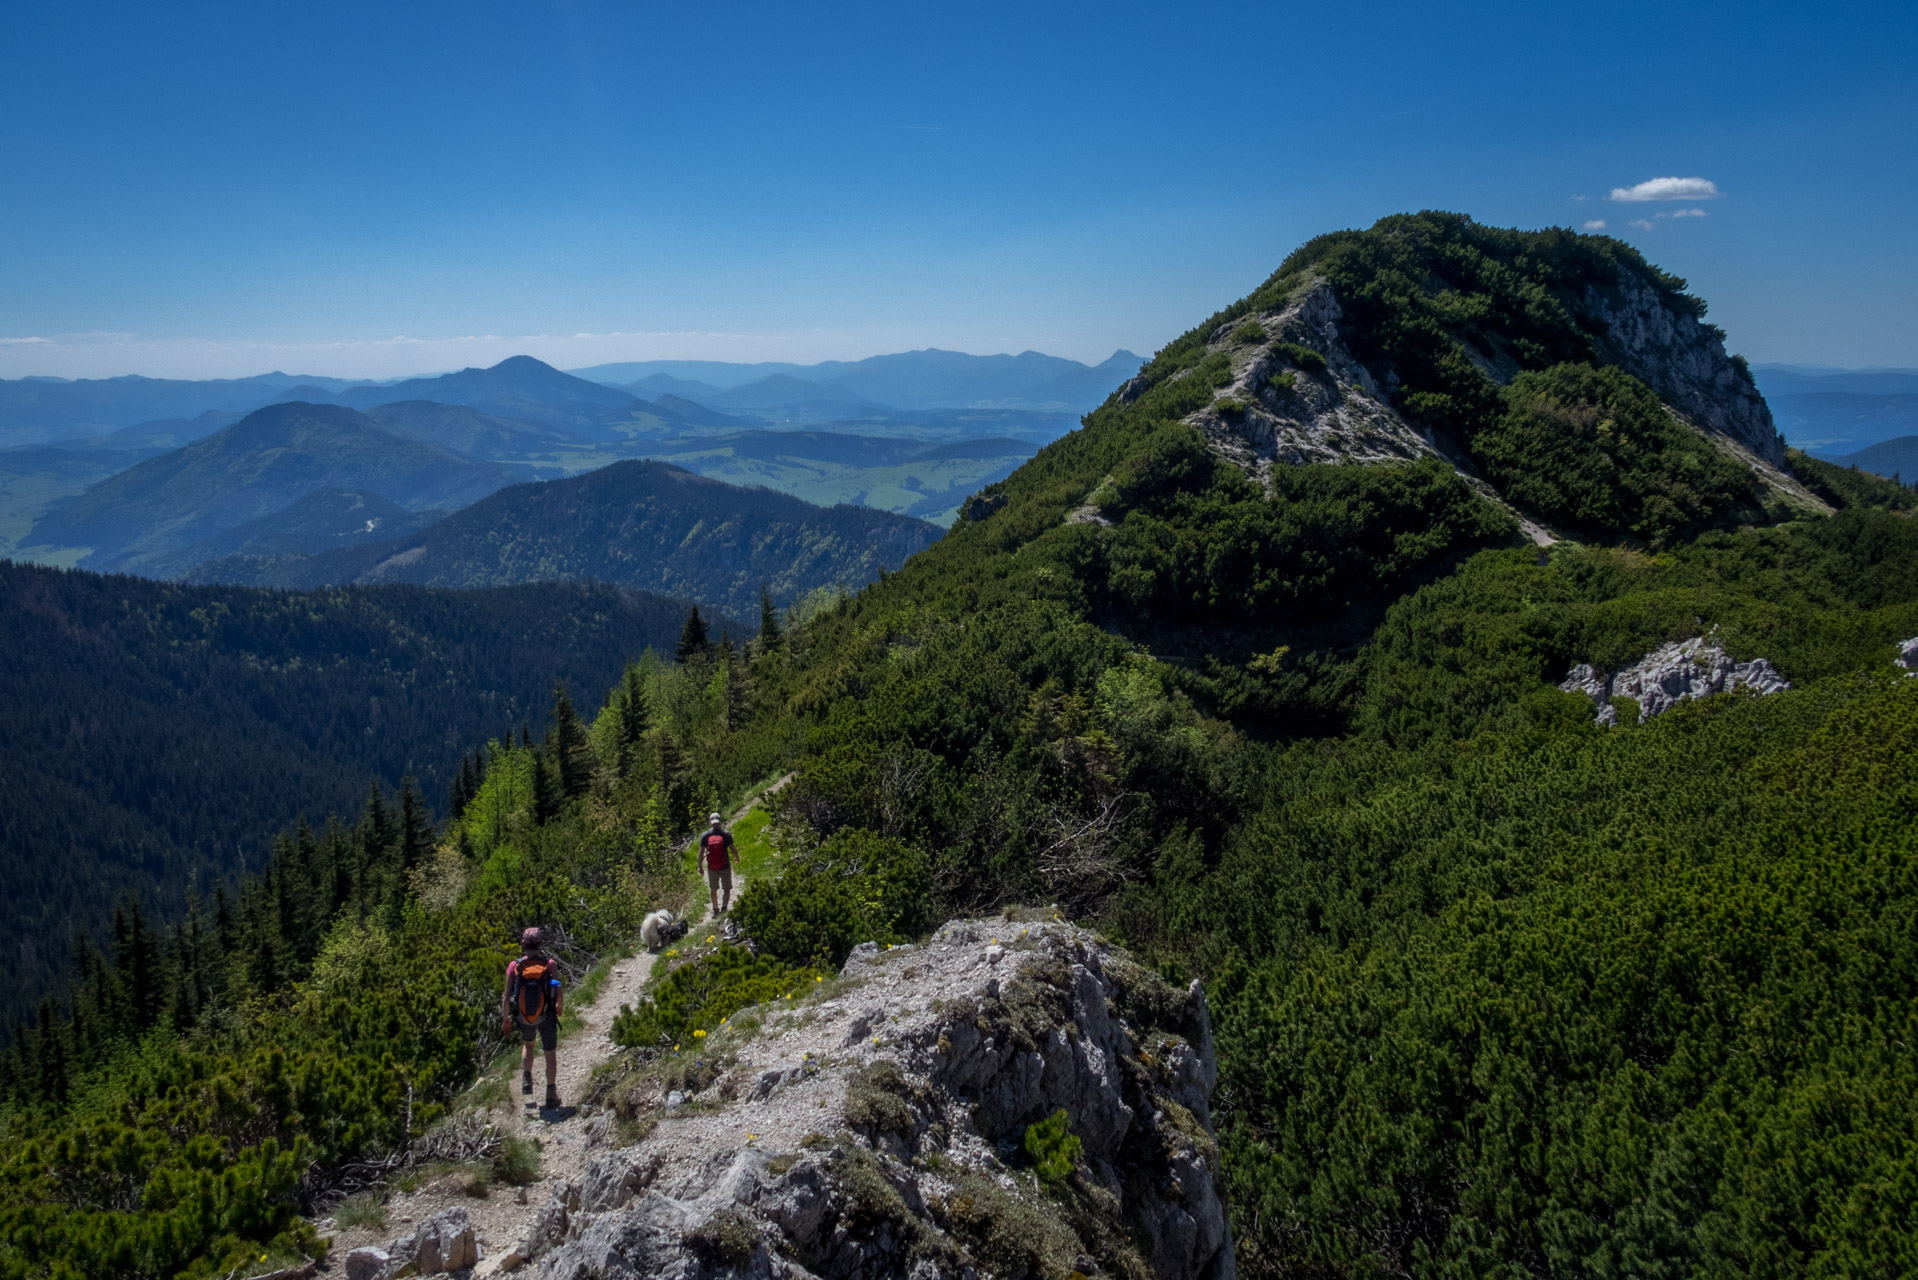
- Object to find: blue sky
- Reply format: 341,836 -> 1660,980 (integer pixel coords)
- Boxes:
2,0 -> 1913,379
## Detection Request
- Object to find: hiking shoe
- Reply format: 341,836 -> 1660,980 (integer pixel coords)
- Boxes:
521,1072 -> 533,1096
546,1087 -> 562,1109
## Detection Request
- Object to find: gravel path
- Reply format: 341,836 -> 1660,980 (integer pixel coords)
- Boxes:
321,782 -> 795,1273
321,885 -> 749,1273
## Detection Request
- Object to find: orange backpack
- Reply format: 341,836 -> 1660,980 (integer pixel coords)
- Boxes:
512,954 -> 556,1025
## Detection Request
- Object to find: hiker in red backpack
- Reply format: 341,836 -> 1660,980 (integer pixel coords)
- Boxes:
700,812 -> 735,916
502,927 -> 564,1109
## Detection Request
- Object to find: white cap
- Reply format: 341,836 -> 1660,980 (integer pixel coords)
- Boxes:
709,812 -> 722,823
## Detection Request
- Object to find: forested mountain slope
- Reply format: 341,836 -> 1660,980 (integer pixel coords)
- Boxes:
6,214 -> 1918,1280
0,561 -> 736,1028
190,458 -> 943,618
678,214 -> 1918,1274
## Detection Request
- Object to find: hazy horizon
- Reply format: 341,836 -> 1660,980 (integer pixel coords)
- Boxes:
4,1 -> 1913,381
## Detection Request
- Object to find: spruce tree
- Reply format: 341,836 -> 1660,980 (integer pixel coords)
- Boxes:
34,997 -> 68,1107
550,683 -> 591,800
113,900 -> 161,1034
675,604 -> 710,662
757,584 -> 783,652
399,776 -> 434,871
531,748 -> 561,825
616,663 -> 650,780
657,732 -> 694,828
360,781 -> 395,864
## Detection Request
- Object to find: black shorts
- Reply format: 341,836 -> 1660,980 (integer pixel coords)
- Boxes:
517,1019 -> 557,1051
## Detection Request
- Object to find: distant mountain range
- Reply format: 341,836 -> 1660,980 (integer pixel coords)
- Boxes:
0,349 -> 1141,447
1752,365 -> 1918,457
1827,436 -> 1918,485
573,347 -> 1144,418
0,370 -> 359,445
26,402 -> 522,573
189,458 -> 942,618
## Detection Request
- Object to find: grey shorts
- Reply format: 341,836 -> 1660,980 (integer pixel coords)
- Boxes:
706,864 -> 733,893
517,1019 -> 557,1051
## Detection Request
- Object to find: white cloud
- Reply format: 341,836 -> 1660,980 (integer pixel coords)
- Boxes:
1629,219 -> 1656,231
1583,219 -> 1608,230
1609,176 -> 1723,202
1667,207 -> 1709,218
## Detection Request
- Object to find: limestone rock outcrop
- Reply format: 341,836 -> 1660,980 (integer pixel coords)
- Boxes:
1158,255 -> 1813,530
347,1207 -> 479,1278
527,917 -> 1233,1279
1561,637 -> 1790,725
1581,273 -> 1784,465
1896,635 -> 1918,675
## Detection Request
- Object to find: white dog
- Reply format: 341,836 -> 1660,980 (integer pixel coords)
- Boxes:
641,909 -> 689,951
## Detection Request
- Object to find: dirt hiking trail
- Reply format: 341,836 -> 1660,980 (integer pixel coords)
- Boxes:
320,787 -> 779,1273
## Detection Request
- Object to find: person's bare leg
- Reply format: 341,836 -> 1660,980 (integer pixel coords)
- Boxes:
543,1047 -> 561,1107
520,1039 -> 535,1095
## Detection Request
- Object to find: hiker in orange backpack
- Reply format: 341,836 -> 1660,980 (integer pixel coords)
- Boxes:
502,927 -> 564,1109
700,812 -> 735,915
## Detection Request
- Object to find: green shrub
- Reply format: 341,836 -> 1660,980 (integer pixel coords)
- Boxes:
1232,321 -> 1268,344
333,1191 -> 388,1231
1474,361 -> 1758,544
494,1134 -> 542,1186
1788,448 -> 1917,512
845,1060 -> 917,1139
1215,398 -> 1246,417
729,828 -> 931,967
1272,341 -> 1327,372
1022,1109 -> 1082,1184
610,947 -> 817,1049
684,1209 -> 758,1267
1266,371 -> 1297,394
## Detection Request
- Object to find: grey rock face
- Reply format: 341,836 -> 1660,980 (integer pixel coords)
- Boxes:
344,1247 -> 391,1280
533,918 -> 1233,1280
348,1207 -> 479,1278
1190,281 -> 1439,483
1896,636 -> 1918,674
1562,637 -> 1790,725
1582,274 -> 1784,465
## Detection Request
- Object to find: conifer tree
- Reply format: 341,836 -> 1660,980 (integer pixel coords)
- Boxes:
360,782 -> 395,863
757,584 -> 783,652
531,748 -> 561,825
675,604 -> 711,663
399,776 -> 434,870
114,899 -> 161,1034
34,997 -> 68,1106
657,731 -> 688,824
550,684 -> 591,800
616,663 -> 649,780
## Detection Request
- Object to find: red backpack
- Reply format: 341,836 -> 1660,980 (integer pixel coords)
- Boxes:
511,954 -> 555,1025
703,831 -> 730,870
